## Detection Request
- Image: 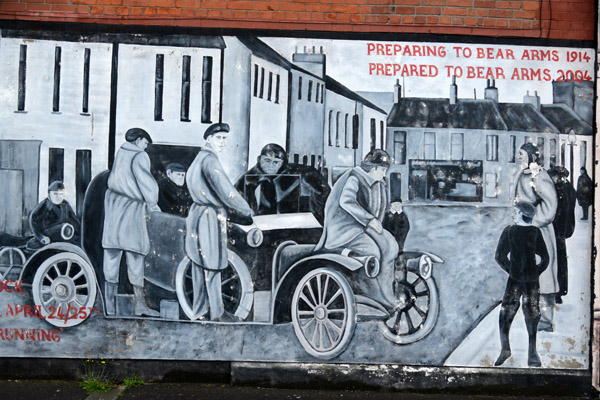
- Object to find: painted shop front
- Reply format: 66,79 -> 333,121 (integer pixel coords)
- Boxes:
0,25 -> 595,388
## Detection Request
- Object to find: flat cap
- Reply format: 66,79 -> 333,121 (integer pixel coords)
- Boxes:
48,181 -> 65,192
165,162 -> 186,172
515,201 -> 536,219
204,123 -> 230,139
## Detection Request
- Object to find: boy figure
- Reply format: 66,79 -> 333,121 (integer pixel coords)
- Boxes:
494,201 -> 549,367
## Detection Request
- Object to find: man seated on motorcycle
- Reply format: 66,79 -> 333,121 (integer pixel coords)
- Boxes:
27,181 -> 81,250
316,149 -> 400,310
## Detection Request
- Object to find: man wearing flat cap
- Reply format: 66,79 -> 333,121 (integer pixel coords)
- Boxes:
158,162 -> 193,217
27,180 -> 81,249
316,149 -> 400,310
102,127 -> 160,317
185,123 -> 254,322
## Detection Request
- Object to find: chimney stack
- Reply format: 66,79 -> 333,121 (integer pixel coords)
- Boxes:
450,75 -> 458,105
394,79 -> 402,103
484,79 -> 498,103
293,45 -> 326,78
523,90 -> 541,110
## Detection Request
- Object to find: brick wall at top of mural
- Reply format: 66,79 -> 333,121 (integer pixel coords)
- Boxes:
0,0 -> 595,41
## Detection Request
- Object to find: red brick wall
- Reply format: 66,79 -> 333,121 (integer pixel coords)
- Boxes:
0,0 -> 595,41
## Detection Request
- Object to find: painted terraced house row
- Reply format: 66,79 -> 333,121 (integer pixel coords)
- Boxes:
0,30 -> 387,236
385,78 -> 593,204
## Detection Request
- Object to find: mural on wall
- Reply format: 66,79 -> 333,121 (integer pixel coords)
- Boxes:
0,28 -> 594,369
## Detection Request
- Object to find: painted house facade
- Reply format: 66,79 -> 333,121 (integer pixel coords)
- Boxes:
0,31 -> 113,234
385,79 -> 561,204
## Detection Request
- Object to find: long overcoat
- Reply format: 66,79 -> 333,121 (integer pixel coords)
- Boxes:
185,148 -> 253,271
514,167 -> 558,294
102,142 -> 159,255
317,166 -> 387,250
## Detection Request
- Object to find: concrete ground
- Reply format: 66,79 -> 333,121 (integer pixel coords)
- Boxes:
445,206 -> 592,368
0,380 -> 594,400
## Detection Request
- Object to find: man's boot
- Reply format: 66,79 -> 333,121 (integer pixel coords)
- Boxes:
105,282 -> 117,315
133,285 -> 160,317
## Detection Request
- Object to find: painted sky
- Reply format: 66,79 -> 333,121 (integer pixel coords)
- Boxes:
262,37 -> 595,105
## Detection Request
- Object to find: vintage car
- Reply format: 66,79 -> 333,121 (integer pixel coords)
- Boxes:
1,165 -> 443,360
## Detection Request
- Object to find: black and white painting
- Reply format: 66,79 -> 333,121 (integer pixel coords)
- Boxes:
0,28 -> 594,368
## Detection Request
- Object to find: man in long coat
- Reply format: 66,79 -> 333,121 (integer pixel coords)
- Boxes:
316,149 -> 399,310
576,167 -> 593,221
514,143 -> 557,331
548,167 -> 576,304
185,123 -> 254,322
102,128 -> 160,317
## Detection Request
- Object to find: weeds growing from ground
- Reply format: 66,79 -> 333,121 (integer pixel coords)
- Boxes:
80,358 -> 116,395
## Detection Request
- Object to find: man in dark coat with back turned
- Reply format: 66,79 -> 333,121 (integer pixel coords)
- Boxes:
548,166 -> 576,304
102,128 -> 160,317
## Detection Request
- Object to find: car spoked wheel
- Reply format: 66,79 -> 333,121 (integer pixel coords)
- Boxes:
0,247 -> 26,281
176,251 -> 253,321
32,253 -> 97,328
381,269 -> 438,344
291,268 -> 356,359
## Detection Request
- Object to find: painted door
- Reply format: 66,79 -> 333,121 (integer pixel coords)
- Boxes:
0,169 -> 23,236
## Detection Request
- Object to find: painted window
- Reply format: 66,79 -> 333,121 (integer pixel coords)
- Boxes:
154,54 -> 164,121
82,48 -> 91,114
336,112 -> 341,147
253,65 -> 258,97
486,135 -> 498,161
424,132 -> 436,159
275,74 -> 280,104
352,114 -> 359,149
509,135 -> 516,163
328,110 -> 334,146
308,80 -> 313,102
259,67 -> 265,99
201,56 -> 213,123
537,137 -> 544,166
451,133 -> 463,160
549,139 -> 557,168
370,118 -> 376,151
345,114 -> 350,148
17,44 -> 27,111
315,83 -> 320,103
485,173 -> 498,198
76,149 -> 92,216
560,142 -> 566,167
180,55 -> 191,122
267,71 -> 273,102
580,140 -> 587,169
298,76 -> 302,100
321,84 -> 324,103
394,131 -> 406,165
48,148 -> 64,184
53,46 -> 61,112
380,121 -> 384,149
